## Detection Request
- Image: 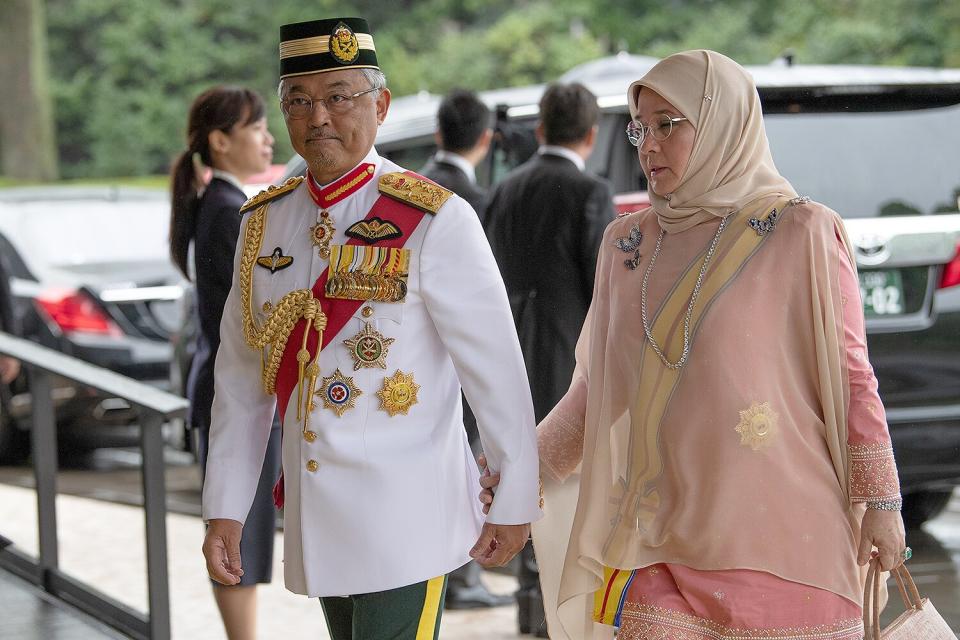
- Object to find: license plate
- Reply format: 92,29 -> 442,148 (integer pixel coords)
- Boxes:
859,270 -> 905,316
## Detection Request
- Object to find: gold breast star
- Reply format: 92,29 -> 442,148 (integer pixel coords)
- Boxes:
377,370 -> 420,417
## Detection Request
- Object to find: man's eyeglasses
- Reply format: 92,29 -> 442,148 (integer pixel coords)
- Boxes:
626,114 -> 689,147
280,87 -> 379,119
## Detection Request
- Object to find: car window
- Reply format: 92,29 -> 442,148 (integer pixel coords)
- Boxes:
605,104 -> 960,218
766,103 -> 960,217
381,142 -> 435,175
596,113 -> 647,194
0,196 -> 172,281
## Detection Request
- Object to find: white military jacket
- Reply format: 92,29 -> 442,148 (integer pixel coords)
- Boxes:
202,148 -> 542,597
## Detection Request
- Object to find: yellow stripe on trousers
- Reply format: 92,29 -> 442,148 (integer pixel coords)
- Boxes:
415,575 -> 445,640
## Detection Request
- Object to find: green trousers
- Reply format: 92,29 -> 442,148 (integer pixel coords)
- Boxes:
320,575 -> 449,640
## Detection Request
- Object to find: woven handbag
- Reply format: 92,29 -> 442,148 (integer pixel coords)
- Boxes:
863,558 -> 956,639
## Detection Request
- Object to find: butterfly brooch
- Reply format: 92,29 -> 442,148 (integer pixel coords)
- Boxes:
747,196 -> 810,236
747,209 -> 780,236
614,224 -> 643,270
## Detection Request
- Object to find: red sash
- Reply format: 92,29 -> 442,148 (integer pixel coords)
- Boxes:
272,174 -> 431,506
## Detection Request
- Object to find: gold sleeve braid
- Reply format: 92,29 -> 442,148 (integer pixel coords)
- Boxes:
239,205 -> 327,396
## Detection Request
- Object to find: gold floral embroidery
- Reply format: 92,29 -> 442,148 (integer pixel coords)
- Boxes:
618,603 -> 863,639
849,441 -> 900,501
378,173 -> 452,214
734,402 -> 779,451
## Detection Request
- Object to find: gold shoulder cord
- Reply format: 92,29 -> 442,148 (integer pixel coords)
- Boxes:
239,204 -> 327,436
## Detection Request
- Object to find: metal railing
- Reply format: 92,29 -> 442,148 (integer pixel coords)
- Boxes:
0,331 -> 188,639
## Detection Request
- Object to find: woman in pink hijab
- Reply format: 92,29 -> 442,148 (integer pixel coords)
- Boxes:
519,50 -> 907,639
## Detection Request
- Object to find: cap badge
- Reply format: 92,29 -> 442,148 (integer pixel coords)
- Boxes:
330,22 -> 360,65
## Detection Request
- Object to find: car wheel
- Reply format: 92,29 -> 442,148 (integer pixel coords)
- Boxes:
901,489 -> 954,529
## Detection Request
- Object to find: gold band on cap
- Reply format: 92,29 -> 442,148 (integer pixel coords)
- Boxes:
280,33 -> 376,59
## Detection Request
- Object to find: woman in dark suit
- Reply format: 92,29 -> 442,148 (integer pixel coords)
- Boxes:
169,86 -> 276,640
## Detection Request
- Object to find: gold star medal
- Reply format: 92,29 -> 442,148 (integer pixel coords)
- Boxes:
316,368 -> 362,417
377,370 -> 420,417
310,210 -> 336,259
343,322 -> 395,370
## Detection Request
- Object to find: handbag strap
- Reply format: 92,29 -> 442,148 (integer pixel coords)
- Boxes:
892,563 -> 923,608
862,558 -> 924,640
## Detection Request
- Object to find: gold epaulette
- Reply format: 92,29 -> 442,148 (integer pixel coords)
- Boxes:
239,176 -> 305,214
378,172 -> 452,215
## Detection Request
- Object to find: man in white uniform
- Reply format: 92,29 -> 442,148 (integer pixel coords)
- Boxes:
200,16 -> 542,639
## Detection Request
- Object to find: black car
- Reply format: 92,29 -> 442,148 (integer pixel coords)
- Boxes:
0,186 -> 184,461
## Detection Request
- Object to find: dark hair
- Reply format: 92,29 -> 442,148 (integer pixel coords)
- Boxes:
436,89 -> 491,153
538,82 -> 599,146
169,86 -> 266,280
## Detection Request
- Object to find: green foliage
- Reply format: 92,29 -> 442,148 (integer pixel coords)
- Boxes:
34,0 -> 960,178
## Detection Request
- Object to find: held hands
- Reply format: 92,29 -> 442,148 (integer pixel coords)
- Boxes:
470,453 -> 529,568
469,521 -> 530,568
857,508 -> 906,571
477,453 -> 498,515
202,518 -> 244,585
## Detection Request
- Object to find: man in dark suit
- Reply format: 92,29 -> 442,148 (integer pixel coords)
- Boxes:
483,82 -> 615,636
419,89 -> 512,611
420,89 -> 491,215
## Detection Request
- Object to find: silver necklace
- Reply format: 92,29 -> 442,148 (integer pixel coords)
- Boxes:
640,217 -> 727,370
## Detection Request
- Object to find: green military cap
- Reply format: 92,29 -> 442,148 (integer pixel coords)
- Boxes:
279,17 -> 379,79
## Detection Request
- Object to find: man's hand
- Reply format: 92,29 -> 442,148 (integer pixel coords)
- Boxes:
469,521 -> 530,568
470,453 -> 528,567
202,518 -> 244,585
0,356 -> 20,385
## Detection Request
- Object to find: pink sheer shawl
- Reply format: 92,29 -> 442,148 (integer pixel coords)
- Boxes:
534,197 -> 871,637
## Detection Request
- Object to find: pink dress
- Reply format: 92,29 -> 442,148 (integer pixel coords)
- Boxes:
538,210 -> 901,639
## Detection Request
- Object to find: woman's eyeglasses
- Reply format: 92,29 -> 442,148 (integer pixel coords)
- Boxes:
626,114 -> 689,147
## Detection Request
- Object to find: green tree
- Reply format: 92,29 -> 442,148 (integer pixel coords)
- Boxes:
0,0 -> 58,180
30,0 -> 960,179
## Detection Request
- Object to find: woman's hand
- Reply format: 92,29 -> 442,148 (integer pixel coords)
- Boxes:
858,507 -> 906,571
477,453 -> 500,515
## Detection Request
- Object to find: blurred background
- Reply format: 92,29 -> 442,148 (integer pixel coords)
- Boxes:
3,0 -> 960,184
1,1 -> 960,639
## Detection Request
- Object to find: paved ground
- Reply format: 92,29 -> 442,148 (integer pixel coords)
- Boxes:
0,568 -> 126,640
1,452 -> 958,638
0,482 -> 522,640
